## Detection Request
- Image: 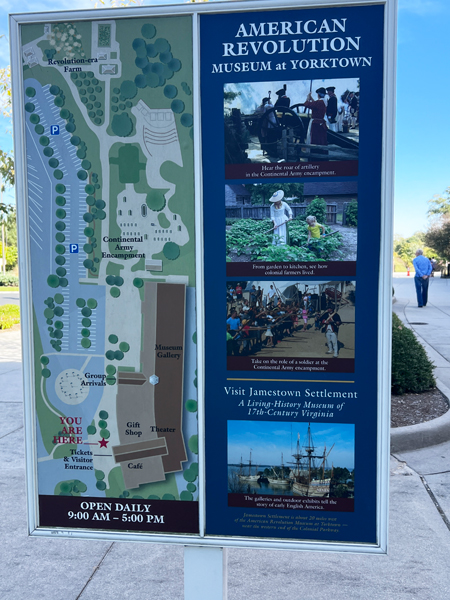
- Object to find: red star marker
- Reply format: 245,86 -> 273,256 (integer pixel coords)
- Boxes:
99,438 -> 109,448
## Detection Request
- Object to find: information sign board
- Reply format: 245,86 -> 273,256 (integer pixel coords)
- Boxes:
11,0 -> 396,552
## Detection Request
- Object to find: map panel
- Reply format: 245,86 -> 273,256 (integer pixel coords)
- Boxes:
21,15 -> 199,534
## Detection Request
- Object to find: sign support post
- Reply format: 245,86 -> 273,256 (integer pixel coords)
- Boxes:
184,546 -> 228,600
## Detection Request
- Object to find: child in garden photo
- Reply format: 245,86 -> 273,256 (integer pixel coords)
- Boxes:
306,215 -> 326,256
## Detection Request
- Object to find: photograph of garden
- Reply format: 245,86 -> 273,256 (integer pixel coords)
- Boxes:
225,182 -> 358,264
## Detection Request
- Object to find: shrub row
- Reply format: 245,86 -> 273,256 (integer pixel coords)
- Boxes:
0,274 -> 19,287
392,312 -> 436,394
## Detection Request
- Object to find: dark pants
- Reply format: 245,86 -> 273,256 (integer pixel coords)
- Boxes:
414,276 -> 429,307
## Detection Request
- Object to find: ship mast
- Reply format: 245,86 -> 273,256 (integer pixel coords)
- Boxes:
303,423 -> 328,484
290,433 -> 303,477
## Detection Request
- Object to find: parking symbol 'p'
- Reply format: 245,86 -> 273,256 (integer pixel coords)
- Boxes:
70,244 -> 79,254
50,125 -> 60,135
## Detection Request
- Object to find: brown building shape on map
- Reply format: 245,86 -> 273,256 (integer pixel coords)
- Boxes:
112,282 -> 187,488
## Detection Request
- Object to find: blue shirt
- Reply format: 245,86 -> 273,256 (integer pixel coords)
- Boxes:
413,254 -> 432,278
227,317 -> 241,331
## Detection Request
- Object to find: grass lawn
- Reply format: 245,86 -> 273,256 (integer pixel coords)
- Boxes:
0,304 -> 20,329
0,287 -> 19,292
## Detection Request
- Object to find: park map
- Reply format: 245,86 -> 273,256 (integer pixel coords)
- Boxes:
21,15 -> 199,514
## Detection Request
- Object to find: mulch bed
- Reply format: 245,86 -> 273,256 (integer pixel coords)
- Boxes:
391,388 -> 449,428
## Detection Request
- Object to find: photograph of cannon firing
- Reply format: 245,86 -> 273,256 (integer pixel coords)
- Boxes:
224,77 -> 359,166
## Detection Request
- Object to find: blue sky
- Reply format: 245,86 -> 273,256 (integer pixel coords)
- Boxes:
228,421 -> 355,469
1,0 -> 448,236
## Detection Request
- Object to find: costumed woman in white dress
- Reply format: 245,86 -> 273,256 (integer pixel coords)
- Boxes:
269,190 -> 293,246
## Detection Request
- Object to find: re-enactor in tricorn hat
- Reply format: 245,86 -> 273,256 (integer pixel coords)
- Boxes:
326,86 -> 338,130
274,84 -> 290,108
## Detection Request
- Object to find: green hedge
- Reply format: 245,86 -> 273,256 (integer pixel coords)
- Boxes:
392,312 -> 436,394
305,197 -> 327,224
0,274 -> 19,287
345,201 -> 358,226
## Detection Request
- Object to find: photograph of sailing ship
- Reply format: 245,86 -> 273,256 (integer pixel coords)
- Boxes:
228,421 -> 355,504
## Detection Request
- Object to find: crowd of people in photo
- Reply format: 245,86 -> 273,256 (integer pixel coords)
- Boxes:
226,283 -> 343,358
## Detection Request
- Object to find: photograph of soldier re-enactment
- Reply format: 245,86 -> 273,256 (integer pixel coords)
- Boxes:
224,77 -> 359,165
226,280 -> 355,360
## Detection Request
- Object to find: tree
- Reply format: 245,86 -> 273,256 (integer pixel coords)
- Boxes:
424,217 -> 450,261
0,65 -> 11,118
224,91 -> 241,105
0,152 -> 14,188
427,187 -> 450,217
5,209 -> 17,247
0,65 -> 14,215
393,232 -> 426,266
331,466 -> 350,483
306,197 -> 327,224
0,66 -> 15,232
246,183 -> 304,204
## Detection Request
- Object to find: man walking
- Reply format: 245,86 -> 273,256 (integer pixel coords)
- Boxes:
413,249 -> 432,307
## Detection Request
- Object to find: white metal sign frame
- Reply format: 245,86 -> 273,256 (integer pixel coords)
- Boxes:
10,0 -> 396,553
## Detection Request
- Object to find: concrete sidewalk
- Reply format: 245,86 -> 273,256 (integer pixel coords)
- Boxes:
392,276 -> 450,451
2,289 -> 450,598
392,275 -> 450,387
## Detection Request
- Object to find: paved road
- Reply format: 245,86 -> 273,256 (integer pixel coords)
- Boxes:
0,290 -> 19,307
